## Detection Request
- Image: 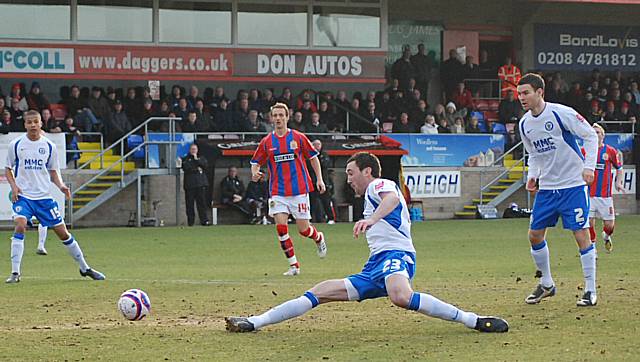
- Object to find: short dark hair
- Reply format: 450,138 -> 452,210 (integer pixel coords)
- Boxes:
518,73 -> 545,91
347,152 -> 381,178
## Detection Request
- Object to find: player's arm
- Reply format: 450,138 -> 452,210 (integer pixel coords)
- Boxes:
612,149 -> 624,192
519,120 -> 540,191
354,191 -> 399,238
250,138 -> 267,182
308,155 -> 326,194
5,167 -> 21,203
565,109 -> 598,183
4,142 -> 21,202
49,169 -> 70,200
46,143 -> 70,199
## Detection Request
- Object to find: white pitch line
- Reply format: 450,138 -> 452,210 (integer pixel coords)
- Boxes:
19,276 -> 312,286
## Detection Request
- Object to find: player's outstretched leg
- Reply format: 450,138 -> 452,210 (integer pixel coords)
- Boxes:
227,292 -> 318,332
386,274 -> 508,333
276,224 -> 300,275
526,238 -> 556,304
36,224 -> 48,255
226,279 -> 348,332
6,232 -> 25,283
298,221 -> 327,258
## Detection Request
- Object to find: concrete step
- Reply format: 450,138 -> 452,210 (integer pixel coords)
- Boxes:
89,161 -> 135,172
463,205 -> 477,210
482,192 -> 500,197
73,197 -> 95,203
472,198 -> 494,204
489,185 -> 510,191
76,190 -> 103,195
454,211 -> 477,219
78,154 -> 121,164
97,175 -> 123,181
85,183 -> 115,188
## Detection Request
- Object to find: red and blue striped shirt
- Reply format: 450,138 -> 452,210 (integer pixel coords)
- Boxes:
251,129 -> 318,197
583,145 -> 621,198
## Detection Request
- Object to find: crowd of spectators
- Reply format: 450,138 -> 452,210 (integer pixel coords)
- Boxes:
1,57 -> 638,149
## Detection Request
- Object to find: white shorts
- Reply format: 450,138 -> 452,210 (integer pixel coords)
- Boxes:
589,197 -> 615,221
269,194 -> 311,220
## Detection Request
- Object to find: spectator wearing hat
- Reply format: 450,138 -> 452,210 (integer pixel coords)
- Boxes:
444,102 -> 464,126
6,83 -> 27,112
586,100 -> 603,125
26,82 -> 50,111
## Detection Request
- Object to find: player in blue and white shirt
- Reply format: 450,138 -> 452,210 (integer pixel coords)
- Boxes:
226,152 -> 508,333
4,110 -> 105,283
518,73 -> 599,306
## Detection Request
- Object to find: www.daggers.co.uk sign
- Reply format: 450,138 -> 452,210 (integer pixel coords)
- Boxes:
0,43 -> 385,82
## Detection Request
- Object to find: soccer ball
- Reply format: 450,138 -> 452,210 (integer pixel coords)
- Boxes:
117,289 -> 151,321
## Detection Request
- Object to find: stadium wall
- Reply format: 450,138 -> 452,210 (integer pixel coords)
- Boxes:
64,166 -> 638,227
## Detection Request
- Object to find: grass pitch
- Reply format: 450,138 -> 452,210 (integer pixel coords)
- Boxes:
0,216 -> 638,361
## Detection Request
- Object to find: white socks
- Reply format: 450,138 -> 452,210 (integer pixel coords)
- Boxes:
248,292 -> 318,330
37,224 -> 47,250
11,233 -> 25,274
408,292 -> 478,328
580,244 -> 597,293
62,235 -> 90,272
531,240 -> 554,288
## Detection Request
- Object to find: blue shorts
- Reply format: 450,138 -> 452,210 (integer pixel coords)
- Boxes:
530,185 -> 590,231
12,196 -> 64,228
347,250 -> 416,301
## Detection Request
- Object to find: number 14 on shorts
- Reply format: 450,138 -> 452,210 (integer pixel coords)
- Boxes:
297,203 -> 308,213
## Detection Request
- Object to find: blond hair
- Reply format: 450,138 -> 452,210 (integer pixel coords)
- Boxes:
24,110 -> 42,122
592,123 -> 605,135
270,102 -> 290,117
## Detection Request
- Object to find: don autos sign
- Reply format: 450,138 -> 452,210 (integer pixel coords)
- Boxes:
534,24 -> 640,70
0,43 -> 385,83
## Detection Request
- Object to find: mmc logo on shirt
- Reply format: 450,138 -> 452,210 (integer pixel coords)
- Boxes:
23,158 -> 45,170
533,137 -> 556,153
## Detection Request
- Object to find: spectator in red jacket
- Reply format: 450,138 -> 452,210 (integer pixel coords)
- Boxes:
450,82 -> 475,113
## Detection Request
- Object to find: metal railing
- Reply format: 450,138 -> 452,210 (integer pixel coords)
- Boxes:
63,132 -> 104,167
478,141 -> 526,205
463,78 -> 502,100
70,117 -> 180,195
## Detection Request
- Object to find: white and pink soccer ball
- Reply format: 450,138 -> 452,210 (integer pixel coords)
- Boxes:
117,289 -> 151,321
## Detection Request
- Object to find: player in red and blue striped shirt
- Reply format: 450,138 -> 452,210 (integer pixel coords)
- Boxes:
251,103 -> 328,275
584,124 -> 623,253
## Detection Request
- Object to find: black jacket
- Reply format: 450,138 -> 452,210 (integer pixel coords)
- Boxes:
220,175 -> 245,202
245,180 -> 269,202
182,154 -> 209,189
